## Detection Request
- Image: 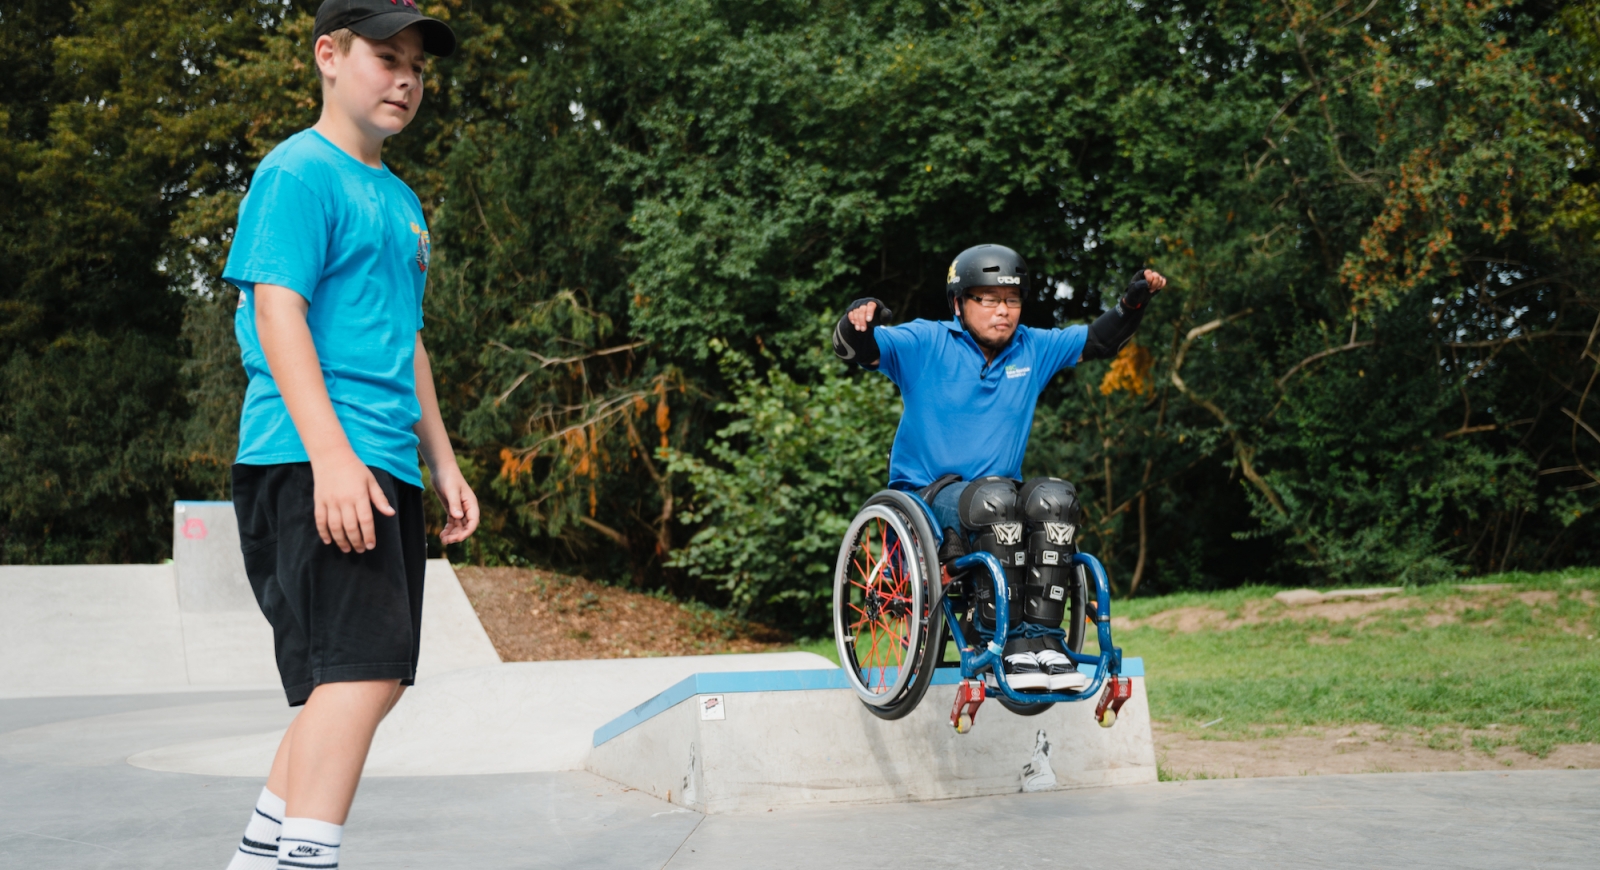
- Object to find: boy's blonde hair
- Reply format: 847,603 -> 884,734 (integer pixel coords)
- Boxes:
326,28 -> 356,55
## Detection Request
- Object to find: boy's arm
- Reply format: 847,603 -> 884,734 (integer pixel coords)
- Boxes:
413,333 -> 480,544
255,284 -> 395,553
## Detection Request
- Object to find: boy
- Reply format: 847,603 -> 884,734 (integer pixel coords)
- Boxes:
219,2 -> 475,867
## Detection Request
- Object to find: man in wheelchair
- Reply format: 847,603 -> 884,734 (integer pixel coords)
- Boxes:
831,244 -> 1165,693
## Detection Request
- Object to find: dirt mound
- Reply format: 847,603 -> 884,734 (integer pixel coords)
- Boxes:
1156,723 -> 1600,779
455,566 -> 790,662
1121,585 -> 1596,634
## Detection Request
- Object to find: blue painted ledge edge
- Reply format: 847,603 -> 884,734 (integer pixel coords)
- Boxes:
592,656 -> 1145,747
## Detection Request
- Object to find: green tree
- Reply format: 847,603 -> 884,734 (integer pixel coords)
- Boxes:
0,0 -> 308,561
7,0 -> 1596,631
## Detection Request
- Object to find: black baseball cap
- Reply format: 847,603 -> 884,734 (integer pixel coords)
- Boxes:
314,0 -> 457,58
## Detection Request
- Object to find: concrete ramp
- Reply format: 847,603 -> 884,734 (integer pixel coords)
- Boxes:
126,652 -> 837,777
0,501 -> 498,698
587,661 -> 1156,813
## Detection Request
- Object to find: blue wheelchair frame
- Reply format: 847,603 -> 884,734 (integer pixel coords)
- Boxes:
904,492 -> 1123,707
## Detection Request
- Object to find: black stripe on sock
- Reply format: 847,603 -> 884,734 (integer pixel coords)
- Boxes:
242,836 -> 278,851
255,808 -> 283,825
276,861 -> 337,869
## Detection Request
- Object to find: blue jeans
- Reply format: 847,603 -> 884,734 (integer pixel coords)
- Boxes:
929,481 -> 969,538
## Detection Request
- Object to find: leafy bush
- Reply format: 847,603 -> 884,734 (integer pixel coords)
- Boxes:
665,327 -> 899,631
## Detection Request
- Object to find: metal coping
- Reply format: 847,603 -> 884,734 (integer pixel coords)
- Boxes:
592,657 -> 1146,747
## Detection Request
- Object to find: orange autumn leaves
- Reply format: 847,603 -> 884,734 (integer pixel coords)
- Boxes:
1100,343 -> 1153,396
497,380 -> 675,517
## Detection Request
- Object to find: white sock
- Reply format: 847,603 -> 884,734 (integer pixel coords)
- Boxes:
225,787 -> 285,870
277,817 -> 342,869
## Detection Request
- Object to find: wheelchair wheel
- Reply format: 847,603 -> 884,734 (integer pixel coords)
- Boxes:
997,561 -> 1089,716
833,493 -> 943,718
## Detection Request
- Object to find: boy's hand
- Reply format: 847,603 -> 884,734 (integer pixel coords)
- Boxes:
431,464 -> 480,545
847,301 -> 878,331
845,298 -> 891,331
313,451 -> 396,553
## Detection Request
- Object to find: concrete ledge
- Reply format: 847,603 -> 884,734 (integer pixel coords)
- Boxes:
587,662 -> 1156,813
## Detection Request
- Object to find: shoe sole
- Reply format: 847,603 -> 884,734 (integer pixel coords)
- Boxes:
1007,673 -> 1050,691
1047,675 -> 1090,692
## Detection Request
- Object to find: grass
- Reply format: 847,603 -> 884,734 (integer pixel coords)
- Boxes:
797,567 -> 1600,757
1107,568 -> 1600,757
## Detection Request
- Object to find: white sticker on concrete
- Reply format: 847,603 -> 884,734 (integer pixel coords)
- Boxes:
700,694 -> 726,721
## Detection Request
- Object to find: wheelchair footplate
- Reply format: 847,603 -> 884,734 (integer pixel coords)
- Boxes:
949,679 -> 985,733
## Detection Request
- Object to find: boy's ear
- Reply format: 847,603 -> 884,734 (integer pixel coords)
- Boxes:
314,30 -> 356,84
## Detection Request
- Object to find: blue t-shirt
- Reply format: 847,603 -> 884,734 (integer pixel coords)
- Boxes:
222,129 -> 431,487
873,319 -> 1088,490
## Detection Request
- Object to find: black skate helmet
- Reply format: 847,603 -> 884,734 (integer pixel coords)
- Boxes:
945,244 -> 1030,321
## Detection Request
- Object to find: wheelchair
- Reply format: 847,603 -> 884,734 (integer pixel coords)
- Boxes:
832,488 -> 1131,733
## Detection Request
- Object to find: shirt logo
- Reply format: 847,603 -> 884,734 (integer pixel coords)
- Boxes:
411,222 -> 430,273
1004,365 -> 1030,379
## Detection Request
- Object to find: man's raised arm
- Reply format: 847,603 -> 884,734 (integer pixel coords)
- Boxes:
1079,269 -> 1167,362
832,297 -> 894,366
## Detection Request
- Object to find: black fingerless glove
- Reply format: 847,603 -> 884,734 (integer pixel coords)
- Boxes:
1123,270 -> 1156,310
832,298 -> 894,366
848,297 -> 894,324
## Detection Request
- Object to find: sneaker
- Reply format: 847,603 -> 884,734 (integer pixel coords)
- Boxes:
1003,651 -> 1050,691
1036,648 -> 1089,692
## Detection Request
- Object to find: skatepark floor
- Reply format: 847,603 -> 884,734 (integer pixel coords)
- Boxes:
3,691 -> 1596,869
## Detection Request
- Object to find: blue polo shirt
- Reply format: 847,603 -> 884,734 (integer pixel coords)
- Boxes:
873,319 -> 1088,489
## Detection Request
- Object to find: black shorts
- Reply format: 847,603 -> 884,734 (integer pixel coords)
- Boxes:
232,462 -> 426,706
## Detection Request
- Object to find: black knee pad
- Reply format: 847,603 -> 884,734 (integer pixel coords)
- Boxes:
959,476 -> 1024,632
1018,477 -> 1082,627
1019,476 -> 1082,526
958,476 -> 1019,529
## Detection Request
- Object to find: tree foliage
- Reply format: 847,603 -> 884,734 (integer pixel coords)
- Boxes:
4,0 -> 1597,631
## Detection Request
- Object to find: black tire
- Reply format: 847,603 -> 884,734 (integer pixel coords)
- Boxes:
997,695 -> 1053,716
842,491 -> 945,719
1067,562 -> 1088,655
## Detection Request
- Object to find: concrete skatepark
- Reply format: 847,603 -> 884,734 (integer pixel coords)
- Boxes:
2,502 -> 1596,867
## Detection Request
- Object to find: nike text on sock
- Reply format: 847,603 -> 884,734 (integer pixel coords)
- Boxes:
225,787 -> 285,870
277,817 -> 342,869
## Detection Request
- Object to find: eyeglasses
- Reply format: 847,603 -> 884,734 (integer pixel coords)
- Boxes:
966,294 -> 1023,309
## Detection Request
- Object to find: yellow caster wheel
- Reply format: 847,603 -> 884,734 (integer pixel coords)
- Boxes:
1098,708 -> 1117,728
954,713 -> 973,733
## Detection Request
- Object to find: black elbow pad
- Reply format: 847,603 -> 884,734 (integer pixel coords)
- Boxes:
1081,272 -> 1155,361
1081,302 -> 1143,361
832,298 -> 893,366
